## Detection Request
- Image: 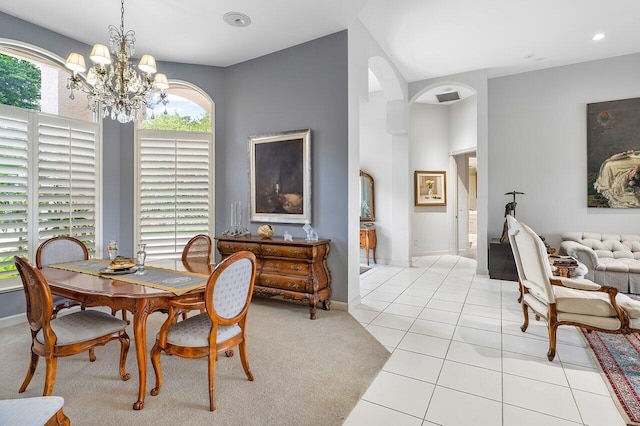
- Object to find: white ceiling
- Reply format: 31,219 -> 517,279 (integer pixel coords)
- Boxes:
2,0 -> 640,83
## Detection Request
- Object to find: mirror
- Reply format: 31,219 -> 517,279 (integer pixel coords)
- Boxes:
360,170 -> 375,222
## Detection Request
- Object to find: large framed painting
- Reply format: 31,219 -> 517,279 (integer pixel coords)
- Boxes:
248,129 -> 311,224
414,171 -> 446,206
588,97 -> 640,208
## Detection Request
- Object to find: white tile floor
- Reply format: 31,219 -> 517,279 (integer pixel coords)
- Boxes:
345,255 -> 627,426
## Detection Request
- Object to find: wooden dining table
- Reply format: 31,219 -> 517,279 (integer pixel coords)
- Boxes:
39,259 -> 213,410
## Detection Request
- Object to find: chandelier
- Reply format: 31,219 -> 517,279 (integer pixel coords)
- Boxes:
64,0 -> 168,123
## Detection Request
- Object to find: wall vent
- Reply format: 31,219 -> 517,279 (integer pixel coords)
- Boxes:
436,91 -> 460,103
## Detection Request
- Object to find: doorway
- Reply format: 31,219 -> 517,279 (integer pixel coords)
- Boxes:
451,150 -> 477,259
467,155 -> 477,259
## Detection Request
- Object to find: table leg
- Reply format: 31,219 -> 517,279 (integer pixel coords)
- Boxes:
132,299 -> 150,410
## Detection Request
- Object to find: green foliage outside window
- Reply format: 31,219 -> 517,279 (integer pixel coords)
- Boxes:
140,113 -> 212,132
0,53 -> 41,110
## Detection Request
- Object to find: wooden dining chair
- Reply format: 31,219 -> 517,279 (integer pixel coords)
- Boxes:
36,236 -> 88,319
150,251 -> 257,411
37,235 -> 130,324
14,256 -> 131,396
182,234 -> 213,264
179,234 -> 213,319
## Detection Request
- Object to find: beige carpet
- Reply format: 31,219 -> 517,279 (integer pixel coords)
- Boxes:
0,298 -> 389,426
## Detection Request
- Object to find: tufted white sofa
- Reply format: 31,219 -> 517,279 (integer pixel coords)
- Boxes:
560,232 -> 640,294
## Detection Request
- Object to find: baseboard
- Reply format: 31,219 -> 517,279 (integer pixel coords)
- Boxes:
0,313 -> 25,329
0,305 -> 90,329
331,300 -> 348,312
411,250 -> 450,257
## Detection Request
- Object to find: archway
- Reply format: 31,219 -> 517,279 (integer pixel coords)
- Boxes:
408,71 -> 489,275
357,55 -> 410,283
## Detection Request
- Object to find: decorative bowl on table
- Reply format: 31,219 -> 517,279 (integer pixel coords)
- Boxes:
109,256 -> 136,270
257,224 -> 275,239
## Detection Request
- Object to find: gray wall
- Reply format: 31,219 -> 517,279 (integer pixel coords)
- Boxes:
223,31 -> 349,301
0,13 -> 349,318
488,52 -> 640,250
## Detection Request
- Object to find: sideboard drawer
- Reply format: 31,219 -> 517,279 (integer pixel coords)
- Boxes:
218,241 -> 260,256
259,273 -> 309,292
261,244 -> 312,259
262,259 -> 309,276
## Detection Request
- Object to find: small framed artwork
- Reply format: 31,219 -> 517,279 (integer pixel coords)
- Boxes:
414,171 -> 446,206
248,129 -> 311,224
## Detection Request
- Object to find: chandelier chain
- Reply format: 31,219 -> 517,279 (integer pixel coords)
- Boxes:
120,0 -> 125,33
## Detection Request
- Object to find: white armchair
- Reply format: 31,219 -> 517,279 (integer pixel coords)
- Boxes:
506,216 -> 640,361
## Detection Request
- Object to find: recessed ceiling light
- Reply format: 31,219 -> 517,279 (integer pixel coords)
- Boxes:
592,33 -> 605,41
224,12 -> 251,28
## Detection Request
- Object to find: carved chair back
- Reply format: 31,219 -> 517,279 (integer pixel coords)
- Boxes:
182,234 -> 212,264
206,250 -> 257,328
36,236 -> 89,268
15,256 -> 54,339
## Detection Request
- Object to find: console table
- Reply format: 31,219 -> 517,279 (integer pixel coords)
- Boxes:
360,227 -> 377,265
215,236 -> 332,319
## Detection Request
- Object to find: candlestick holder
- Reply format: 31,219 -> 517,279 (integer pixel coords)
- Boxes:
222,201 -> 251,237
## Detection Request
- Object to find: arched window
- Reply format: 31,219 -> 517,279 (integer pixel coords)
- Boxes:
134,81 -> 214,259
0,40 -> 101,284
0,41 -> 94,122
139,82 -> 212,132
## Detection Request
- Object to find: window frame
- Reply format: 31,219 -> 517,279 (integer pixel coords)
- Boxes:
133,80 -> 215,259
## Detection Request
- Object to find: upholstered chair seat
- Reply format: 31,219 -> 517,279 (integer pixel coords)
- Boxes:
37,310 -> 129,345
0,396 -> 69,425
162,314 -> 242,347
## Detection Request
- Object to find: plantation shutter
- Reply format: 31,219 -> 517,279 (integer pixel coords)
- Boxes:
37,115 -> 98,254
0,107 -> 30,278
137,130 -> 212,259
0,104 -> 99,280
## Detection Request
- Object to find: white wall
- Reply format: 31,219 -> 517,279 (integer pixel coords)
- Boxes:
450,96 -> 477,252
409,70 -> 489,274
360,91 -> 393,263
450,96 -> 477,153
411,103 -> 450,254
348,19 -> 408,305
489,52 -> 640,250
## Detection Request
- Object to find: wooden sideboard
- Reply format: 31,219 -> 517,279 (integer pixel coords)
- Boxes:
215,236 -> 332,319
359,227 -> 377,265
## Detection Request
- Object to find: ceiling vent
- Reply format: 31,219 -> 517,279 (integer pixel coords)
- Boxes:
436,91 -> 460,103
